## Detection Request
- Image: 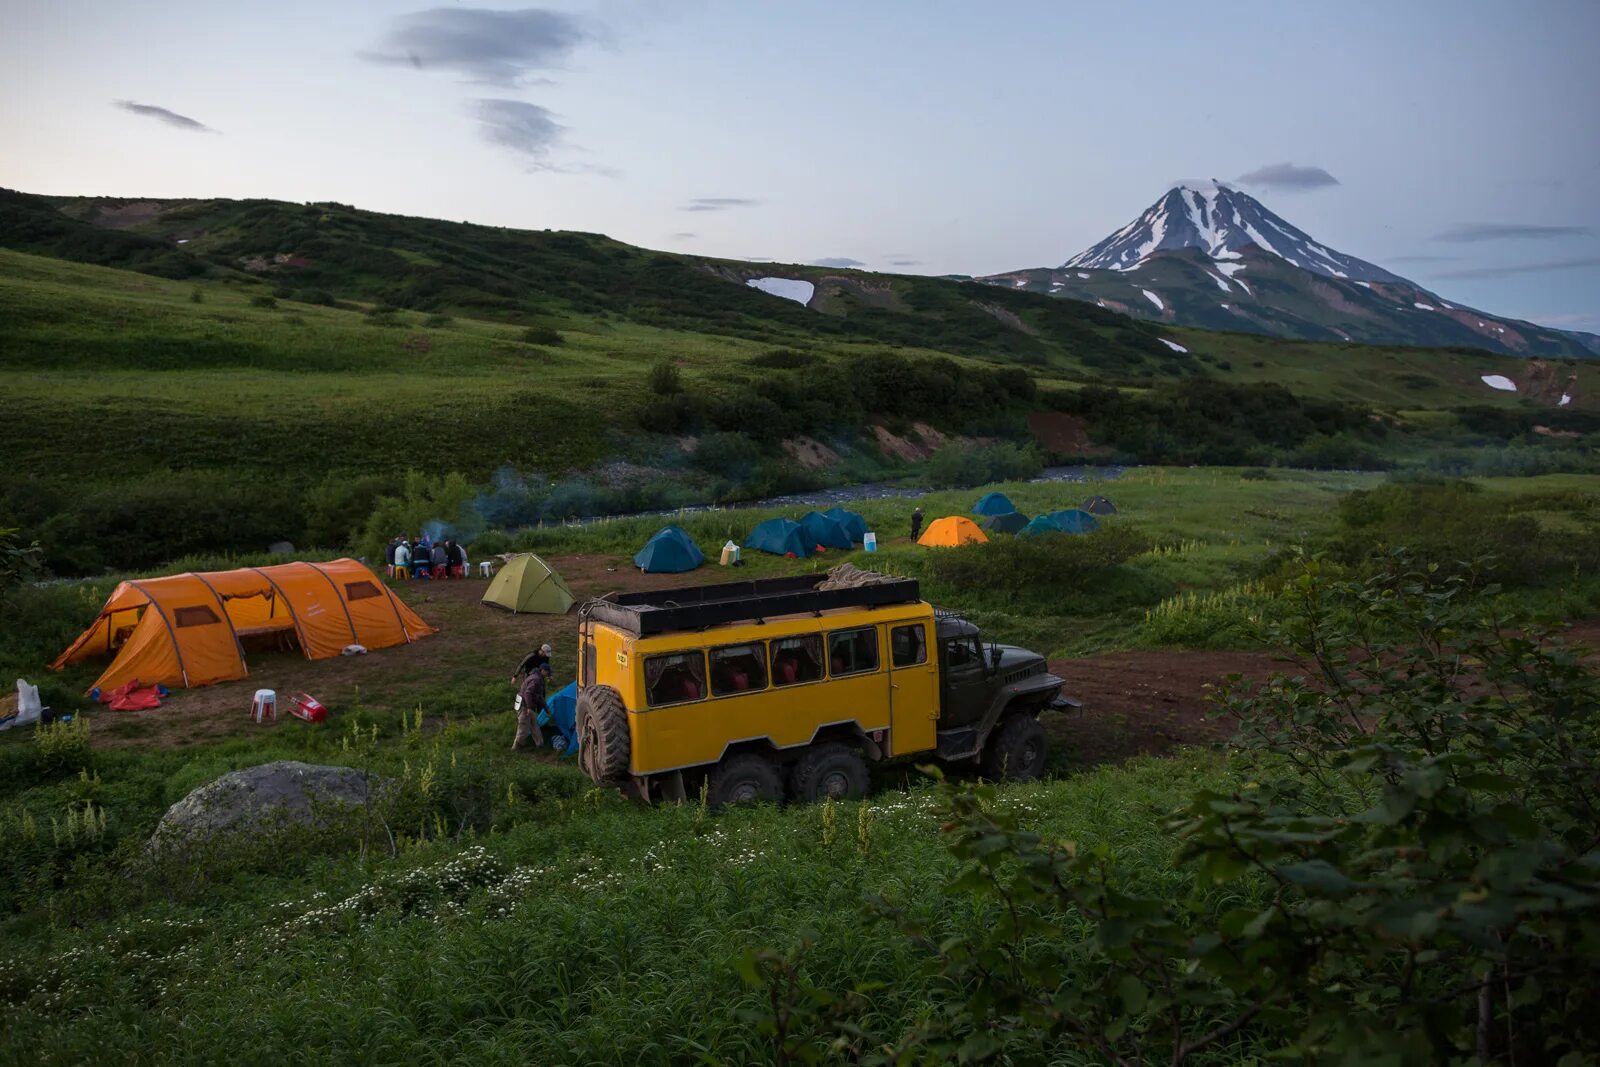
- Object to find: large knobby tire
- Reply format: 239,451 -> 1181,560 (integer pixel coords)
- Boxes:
575,685 -> 630,784
790,743 -> 869,803
983,714 -> 1048,782
707,753 -> 784,808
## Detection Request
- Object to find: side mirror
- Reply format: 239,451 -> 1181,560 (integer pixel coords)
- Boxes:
988,642 -> 1002,671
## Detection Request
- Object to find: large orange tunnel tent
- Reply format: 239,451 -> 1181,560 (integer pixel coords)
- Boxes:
50,559 -> 436,694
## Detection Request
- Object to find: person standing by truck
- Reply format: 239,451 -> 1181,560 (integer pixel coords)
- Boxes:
513,662 -> 552,751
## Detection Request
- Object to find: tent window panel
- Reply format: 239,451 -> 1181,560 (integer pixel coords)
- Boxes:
828,627 -> 879,677
345,580 -> 383,602
174,605 -> 222,628
771,635 -> 823,687
645,652 -> 706,708
891,624 -> 927,668
710,643 -> 768,697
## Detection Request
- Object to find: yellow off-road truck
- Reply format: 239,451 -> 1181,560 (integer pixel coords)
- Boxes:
573,573 -> 1074,805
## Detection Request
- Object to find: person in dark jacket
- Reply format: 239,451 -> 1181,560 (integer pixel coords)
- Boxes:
513,663 -> 551,750
513,644 -> 554,682
910,507 -> 925,541
446,539 -> 466,577
430,541 -> 448,579
384,537 -> 399,577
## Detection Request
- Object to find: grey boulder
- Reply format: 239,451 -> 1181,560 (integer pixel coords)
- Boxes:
151,760 -> 386,847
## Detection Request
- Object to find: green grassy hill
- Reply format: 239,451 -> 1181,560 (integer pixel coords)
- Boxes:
5,188 -> 1600,573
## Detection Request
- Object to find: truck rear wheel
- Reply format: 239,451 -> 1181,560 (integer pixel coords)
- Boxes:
576,685 -> 630,784
790,743 -> 869,803
983,715 -> 1047,781
708,753 -> 783,808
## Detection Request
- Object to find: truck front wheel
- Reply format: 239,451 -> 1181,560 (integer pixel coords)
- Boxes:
790,743 -> 869,802
983,715 -> 1047,781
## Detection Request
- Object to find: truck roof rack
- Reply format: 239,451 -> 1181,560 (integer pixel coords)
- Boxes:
581,573 -> 922,637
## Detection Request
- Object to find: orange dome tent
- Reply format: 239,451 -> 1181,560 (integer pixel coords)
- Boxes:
50,559 -> 436,694
917,515 -> 990,547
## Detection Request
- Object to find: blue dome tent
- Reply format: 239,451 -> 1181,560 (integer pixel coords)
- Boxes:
1047,509 -> 1101,535
635,527 -> 704,572
799,511 -> 854,551
823,507 -> 868,543
983,511 -> 1030,535
1018,514 -> 1065,538
973,491 -> 1017,516
744,517 -> 813,557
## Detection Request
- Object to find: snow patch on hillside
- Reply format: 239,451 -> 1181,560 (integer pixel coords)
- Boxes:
746,278 -> 815,305
1481,374 -> 1517,392
1414,302 -> 1435,311
1158,338 -> 1188,353
1206,271 -> 1232,293
1142,289 -> 1165,310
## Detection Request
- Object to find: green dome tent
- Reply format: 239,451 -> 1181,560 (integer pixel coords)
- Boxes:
1048,509 -> 1101,534
823,507 -> 868,542
983,510 -> 1030,535
973,491 -> 1017,516
634,526 -> 705,573
799,511 -> 854,551
1018,515 -> 1065,538
745,518 -> 813,557
1083,495 -> 1118,515
482,554 -> 575,614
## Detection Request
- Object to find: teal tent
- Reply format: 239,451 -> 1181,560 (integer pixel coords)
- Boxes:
823,507 -> 868,543
984,511 -> 1030,535
745,518 -> 813,557
799,511 -> 853,551
1048,509 -> 1100,534
635,526 -> 704,572
1019,515 -> 1066,538
973,491 -> 1017,516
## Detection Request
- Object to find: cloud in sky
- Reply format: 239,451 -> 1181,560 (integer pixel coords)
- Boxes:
669,232 -> 695,240
811,257 -> 864,268
470,99 -> 566,166
113,100 -> 216,133
364,7 -> 588,86
683,197 -> 758,212
1235,162 -> 1340,191
1432,255 -> 1600,280
1432,222 -> 1592,242
1388,254 -> 1459,263
889,258 -> 921,267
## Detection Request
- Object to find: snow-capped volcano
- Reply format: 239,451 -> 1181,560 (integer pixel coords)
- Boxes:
1064,180 -> 1405,284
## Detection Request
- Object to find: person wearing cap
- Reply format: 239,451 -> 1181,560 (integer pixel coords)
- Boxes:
910,507 -> 925,542
513,643 -> 554,682
513,663 -> 551,751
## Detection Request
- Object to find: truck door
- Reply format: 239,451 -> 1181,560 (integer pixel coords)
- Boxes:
939,634 -> 989,727
888,621 -> 937,756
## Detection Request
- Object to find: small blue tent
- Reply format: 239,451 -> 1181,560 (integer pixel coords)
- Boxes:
973,491 -> 1017,516
799,511 -> 854,551
984,511 -> 1030,535
635,526 -> 704,572
538,682 -> 579,758
823,507 -> 868,543
1018,515 -> 1064,538
1048,509 -> 1101,535
745,517 -> 813,557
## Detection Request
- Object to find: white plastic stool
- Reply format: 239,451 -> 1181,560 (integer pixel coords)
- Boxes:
478,561 -> 495,577
251,689 -> 277,724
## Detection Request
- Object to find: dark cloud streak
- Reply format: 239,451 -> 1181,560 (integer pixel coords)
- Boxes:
811,257 -> 865,268
1432,222 -> 1592,242
470,99 -> 565,166
364,7 -> 588,86
1432,256 -> 1600,280
113,100 -> 217,133
1235,162 -> 1339,191
683,197 -> 758,212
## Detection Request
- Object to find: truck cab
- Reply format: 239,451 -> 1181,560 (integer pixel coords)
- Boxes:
573,571 -> 1072,806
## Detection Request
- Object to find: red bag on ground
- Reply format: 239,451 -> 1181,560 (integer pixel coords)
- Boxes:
101,680 -> 162,711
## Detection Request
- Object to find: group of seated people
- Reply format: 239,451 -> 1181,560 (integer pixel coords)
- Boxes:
388,536 -> 468,580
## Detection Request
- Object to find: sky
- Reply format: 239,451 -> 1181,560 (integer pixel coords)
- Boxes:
3,0 -> 1598,332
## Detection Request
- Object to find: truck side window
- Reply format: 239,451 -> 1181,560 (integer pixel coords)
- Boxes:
644,651 -> 706,707
891,624 -> 926,667
828,627 -> 878,676
710,643 -> 768,697
770,635 -> 823,686
945,637 -> 979,667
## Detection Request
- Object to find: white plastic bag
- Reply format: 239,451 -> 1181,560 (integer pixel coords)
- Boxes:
12,678 -> 42,727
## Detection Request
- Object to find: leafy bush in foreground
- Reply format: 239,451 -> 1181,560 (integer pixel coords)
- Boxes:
751,555 -> 1600,1064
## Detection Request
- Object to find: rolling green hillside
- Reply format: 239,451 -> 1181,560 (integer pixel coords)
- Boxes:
4,188 -> 1600,573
